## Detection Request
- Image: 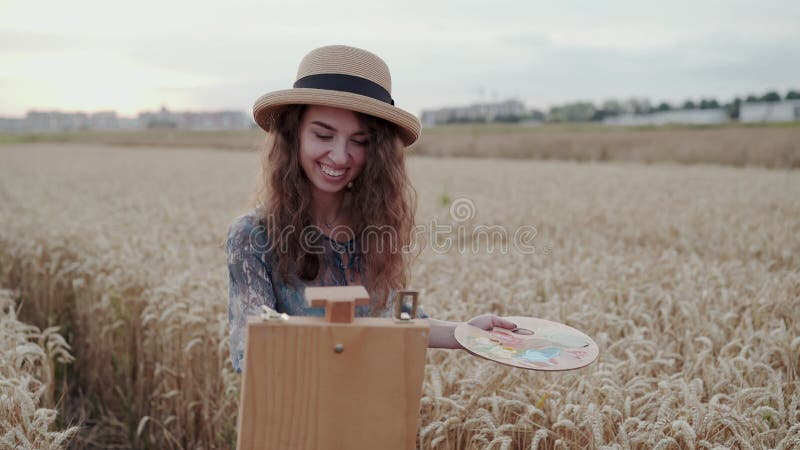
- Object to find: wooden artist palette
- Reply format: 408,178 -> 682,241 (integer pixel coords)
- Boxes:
454,316 -> 599,371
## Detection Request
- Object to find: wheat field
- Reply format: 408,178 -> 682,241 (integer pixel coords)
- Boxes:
3,122 -> 799,169
0,142 -> 798,449
0,288 -> 78,448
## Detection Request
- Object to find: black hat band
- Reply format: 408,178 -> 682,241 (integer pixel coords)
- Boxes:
293,73 -> 395,106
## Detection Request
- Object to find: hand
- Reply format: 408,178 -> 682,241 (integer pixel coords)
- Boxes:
466,314 -> 517,332
426,315 -> 517,350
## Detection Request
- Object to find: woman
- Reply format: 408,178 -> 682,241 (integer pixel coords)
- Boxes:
227,45 -> 515,373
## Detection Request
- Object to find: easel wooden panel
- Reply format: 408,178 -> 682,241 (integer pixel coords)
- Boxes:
237,316 -> 430,450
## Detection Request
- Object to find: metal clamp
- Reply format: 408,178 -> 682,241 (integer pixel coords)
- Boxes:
389,289 -> 419,322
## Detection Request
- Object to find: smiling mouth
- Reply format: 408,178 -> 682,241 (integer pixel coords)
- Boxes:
318,162 -> 348,178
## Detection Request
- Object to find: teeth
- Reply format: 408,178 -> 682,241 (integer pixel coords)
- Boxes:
320,163 -> 345,177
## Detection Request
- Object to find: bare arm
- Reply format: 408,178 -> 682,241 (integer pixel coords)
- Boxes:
426,314 -> 517,349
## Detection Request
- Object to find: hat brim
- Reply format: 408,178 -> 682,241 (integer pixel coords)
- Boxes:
252,88 -> 421,147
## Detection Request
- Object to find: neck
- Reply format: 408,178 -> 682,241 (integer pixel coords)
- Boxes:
311,188 -> 347,227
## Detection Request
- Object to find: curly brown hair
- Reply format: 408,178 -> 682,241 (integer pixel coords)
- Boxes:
252,104 -> 419,313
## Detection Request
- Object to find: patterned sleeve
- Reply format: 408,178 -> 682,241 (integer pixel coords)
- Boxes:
226,214 -> 277,374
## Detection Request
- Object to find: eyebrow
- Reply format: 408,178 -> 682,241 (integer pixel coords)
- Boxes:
311,121 -> 366,136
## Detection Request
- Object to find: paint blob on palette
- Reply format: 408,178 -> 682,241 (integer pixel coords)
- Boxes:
454,316 -> 599,371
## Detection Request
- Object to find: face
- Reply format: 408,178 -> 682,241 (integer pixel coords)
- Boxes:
299,105 -> 368,194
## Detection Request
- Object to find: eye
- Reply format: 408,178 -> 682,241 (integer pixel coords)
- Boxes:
351,139 -> 368,146
314,132 -> 333,141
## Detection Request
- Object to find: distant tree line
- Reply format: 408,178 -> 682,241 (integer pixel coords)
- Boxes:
516,89 -> 800,123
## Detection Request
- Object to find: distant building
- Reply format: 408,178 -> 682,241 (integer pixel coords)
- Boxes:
176,110 -> 249,130
88,111 -> 119,130
0,117 -> 24,133
139,106 -> 178,129
25,111 -> 89,132
604,109 -> 729,126
117,117 -> 143,130
0,106 -> 250,133
421,100 -> 527,126
138,106 -> 249,130
0,110 -> 121,132
740,100 -> 800,123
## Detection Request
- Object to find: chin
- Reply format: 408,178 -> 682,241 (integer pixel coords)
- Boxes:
311,179 -> 347,193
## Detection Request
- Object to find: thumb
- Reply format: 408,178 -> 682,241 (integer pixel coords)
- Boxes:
493,316 -> 517,330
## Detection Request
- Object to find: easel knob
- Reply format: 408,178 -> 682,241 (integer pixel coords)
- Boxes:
305,285 -> 370,323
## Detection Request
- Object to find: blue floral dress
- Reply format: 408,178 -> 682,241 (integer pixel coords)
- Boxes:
226,209 -> 426,373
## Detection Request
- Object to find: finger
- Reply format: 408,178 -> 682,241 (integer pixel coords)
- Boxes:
467,314 -> 488,325
493,316 -> 517,329
472,318 -> 493,331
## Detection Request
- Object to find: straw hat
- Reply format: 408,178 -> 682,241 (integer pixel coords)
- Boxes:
252,45 -> 421,146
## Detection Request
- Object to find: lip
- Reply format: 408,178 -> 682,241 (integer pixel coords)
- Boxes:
317,162 -> 349,180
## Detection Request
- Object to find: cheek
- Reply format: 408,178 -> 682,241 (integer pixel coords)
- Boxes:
298,136 -> 324,172
299,135 -> 322,159
350,147 -> 367,175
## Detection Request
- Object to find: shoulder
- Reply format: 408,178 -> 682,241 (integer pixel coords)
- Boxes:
226,209 -> 271,256
227,209 -> 261,238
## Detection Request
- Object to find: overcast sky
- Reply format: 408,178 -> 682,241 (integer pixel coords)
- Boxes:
2,0 -> 799,117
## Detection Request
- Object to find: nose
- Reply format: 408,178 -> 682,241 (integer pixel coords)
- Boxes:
327,137 -> 349,165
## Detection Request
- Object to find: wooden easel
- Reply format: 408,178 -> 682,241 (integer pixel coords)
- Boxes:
236,286 -> 430,450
